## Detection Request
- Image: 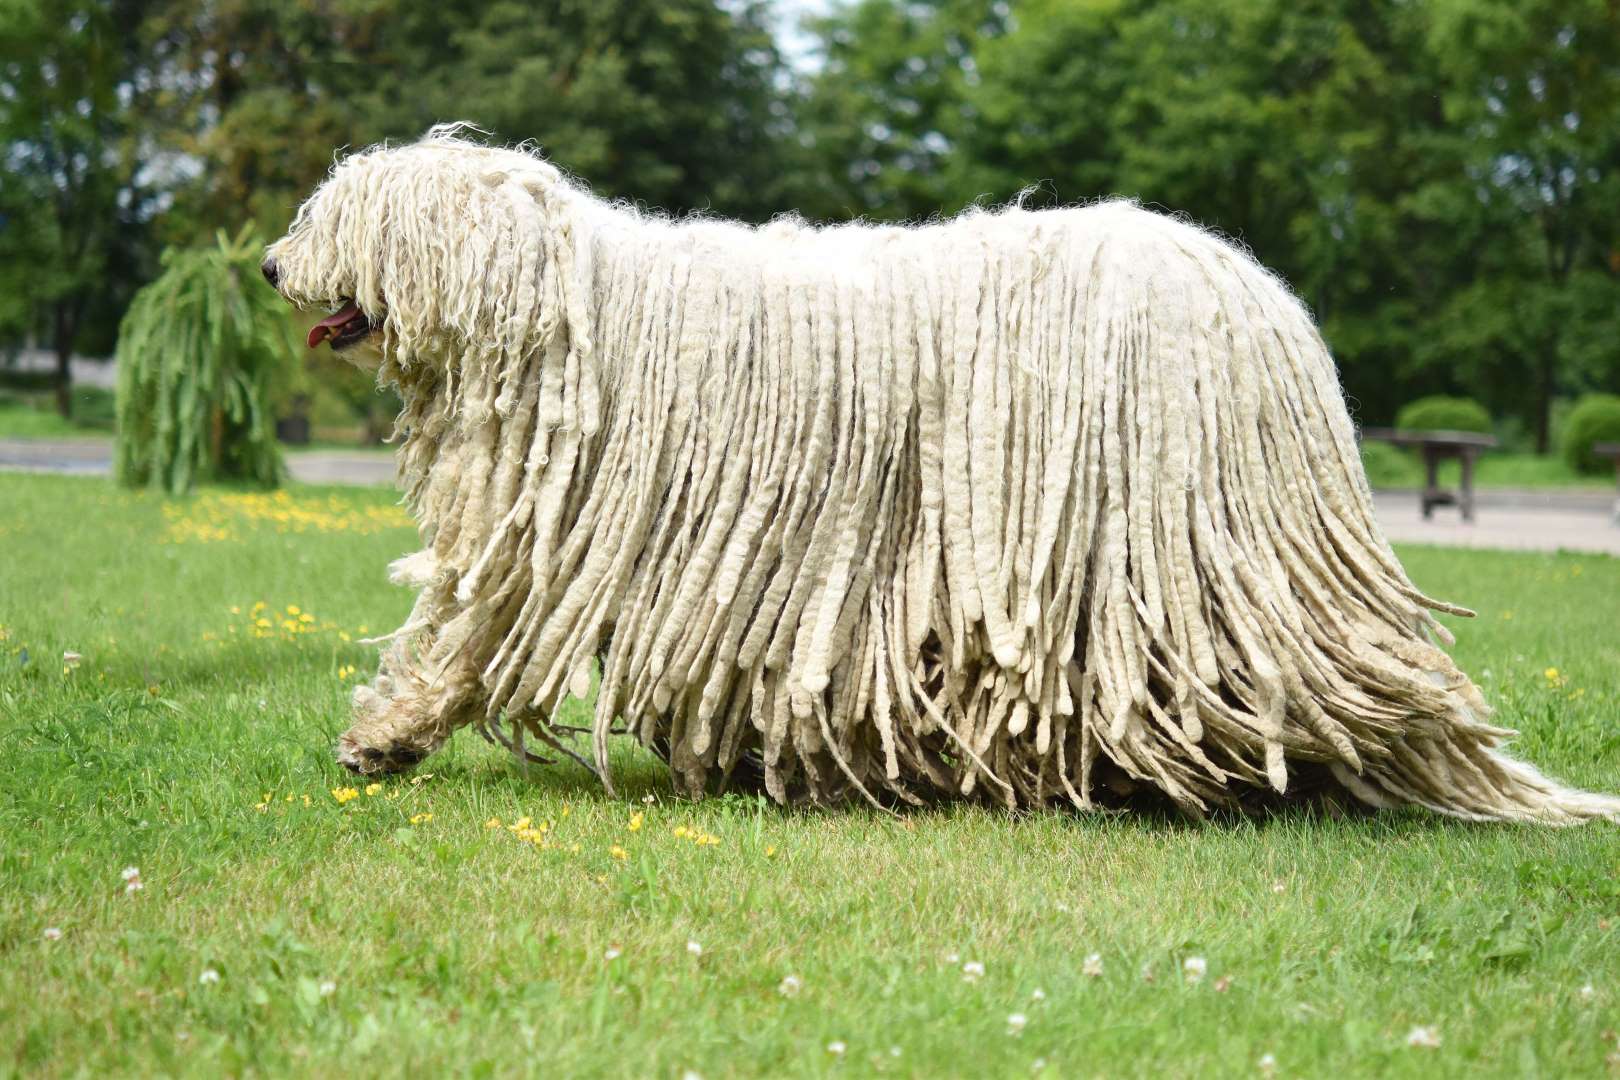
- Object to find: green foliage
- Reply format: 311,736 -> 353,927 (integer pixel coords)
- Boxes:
1357,440 -> 1414,488
0,370 -> 62,393
1561,393 -> 1620,474
1395,395 -> 1493,434
300,352 -> 404,444
798,0 -> 1620,444
114,228 -> 296,494
0,0 -> 154,373
7,0 -> 1620,445
140,0 -> 795,239
0,386 -> 117,436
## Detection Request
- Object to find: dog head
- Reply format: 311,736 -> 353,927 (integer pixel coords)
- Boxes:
262,125 -> 567,369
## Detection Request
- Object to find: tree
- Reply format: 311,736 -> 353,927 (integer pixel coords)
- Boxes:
797,0 -> 1620,438
138,0 -> 801,242
0,0 -> 155,415
114,228 -> 295,494
1409,0 -> 1620,450
790,0 -> 1017,222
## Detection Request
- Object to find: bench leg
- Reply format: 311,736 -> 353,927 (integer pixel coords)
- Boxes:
1460,452 -> 1476,523
1422,450 -> 1439,520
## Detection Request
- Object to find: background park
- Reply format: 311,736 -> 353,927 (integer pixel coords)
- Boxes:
3,0 -> 1619,1076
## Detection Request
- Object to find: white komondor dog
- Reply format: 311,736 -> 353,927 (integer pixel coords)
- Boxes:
263,128 -> 1617,822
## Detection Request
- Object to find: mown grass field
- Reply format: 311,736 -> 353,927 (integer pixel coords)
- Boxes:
2,471 -> 1618,1078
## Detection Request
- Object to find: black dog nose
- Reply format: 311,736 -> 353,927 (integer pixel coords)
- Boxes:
261,258 -> 280,288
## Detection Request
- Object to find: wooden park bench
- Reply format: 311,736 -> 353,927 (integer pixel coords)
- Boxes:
1360,428 -> 1498,522
1595,442 -> 1620,523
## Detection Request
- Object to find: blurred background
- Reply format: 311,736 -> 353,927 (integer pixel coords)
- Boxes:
1,0 -> 1617,480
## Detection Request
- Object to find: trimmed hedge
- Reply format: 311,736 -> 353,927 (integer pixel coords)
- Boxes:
0,369 -> 62,393
1562,393 -> 1620,475
1394,395 -> 1492,435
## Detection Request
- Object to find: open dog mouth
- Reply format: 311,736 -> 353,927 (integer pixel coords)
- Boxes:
306,301 -> 380,350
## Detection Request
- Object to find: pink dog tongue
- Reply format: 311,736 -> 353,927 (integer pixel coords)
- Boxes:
307,303 -> 362,348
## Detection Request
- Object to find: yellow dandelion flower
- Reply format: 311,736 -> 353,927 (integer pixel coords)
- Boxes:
331,787 -> 360,805
1545,667 -> 1559,681
628,811 -> 644,832
609,845 -> 629,861
302,795 -> 311,806
365,783 -> 382,796
287,605 -> 301,615
298,613 -> 314,624
673,825 -> 689,838
410,813 -> 433,825
485,817 -> 502,829
765,845 -> 777,858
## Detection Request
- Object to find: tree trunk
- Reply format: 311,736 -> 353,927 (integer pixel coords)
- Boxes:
53,303 -> 74,419
1534,351 -> 1554,455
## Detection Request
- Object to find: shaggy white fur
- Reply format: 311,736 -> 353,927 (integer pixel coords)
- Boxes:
265,128 -> 1617,822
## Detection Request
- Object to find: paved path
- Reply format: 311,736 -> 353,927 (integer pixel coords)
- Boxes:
0,436 -> 397,487
1371,490 -> 1619,556
4,437 -> 1617,556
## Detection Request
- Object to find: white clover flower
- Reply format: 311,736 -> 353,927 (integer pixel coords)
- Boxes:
778,975 -> 803,998
961,960 -> 985,982
121,866 -> 140,881
1082,953 -> 1103,978
686,940 -> 703,957
826,1041 -> 846,1056
42,927 -> 62,941
318,980 -> 336,998
1578,983 -> 1595,1002
1030,987 -> 1046,1002
1405,1025 -> 1441,1049
944,951 -> 960,964
197,968 -> 221,986
604,946 -> 622,961
1258,1052 -> 1277,1075
642,794 -> 657,804
1006,1012 -> 1027,1036
1182,956 -> 1207,985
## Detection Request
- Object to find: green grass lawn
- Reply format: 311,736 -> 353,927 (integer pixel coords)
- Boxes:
0,400 -> 98,440
2,473 -> 1618,1078
1358,443 -> 1613,492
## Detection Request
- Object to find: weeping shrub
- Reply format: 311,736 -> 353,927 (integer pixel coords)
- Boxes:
1394,395 -> 1492,435
1562,393 -> 1620,474
115,227 -> 297,494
